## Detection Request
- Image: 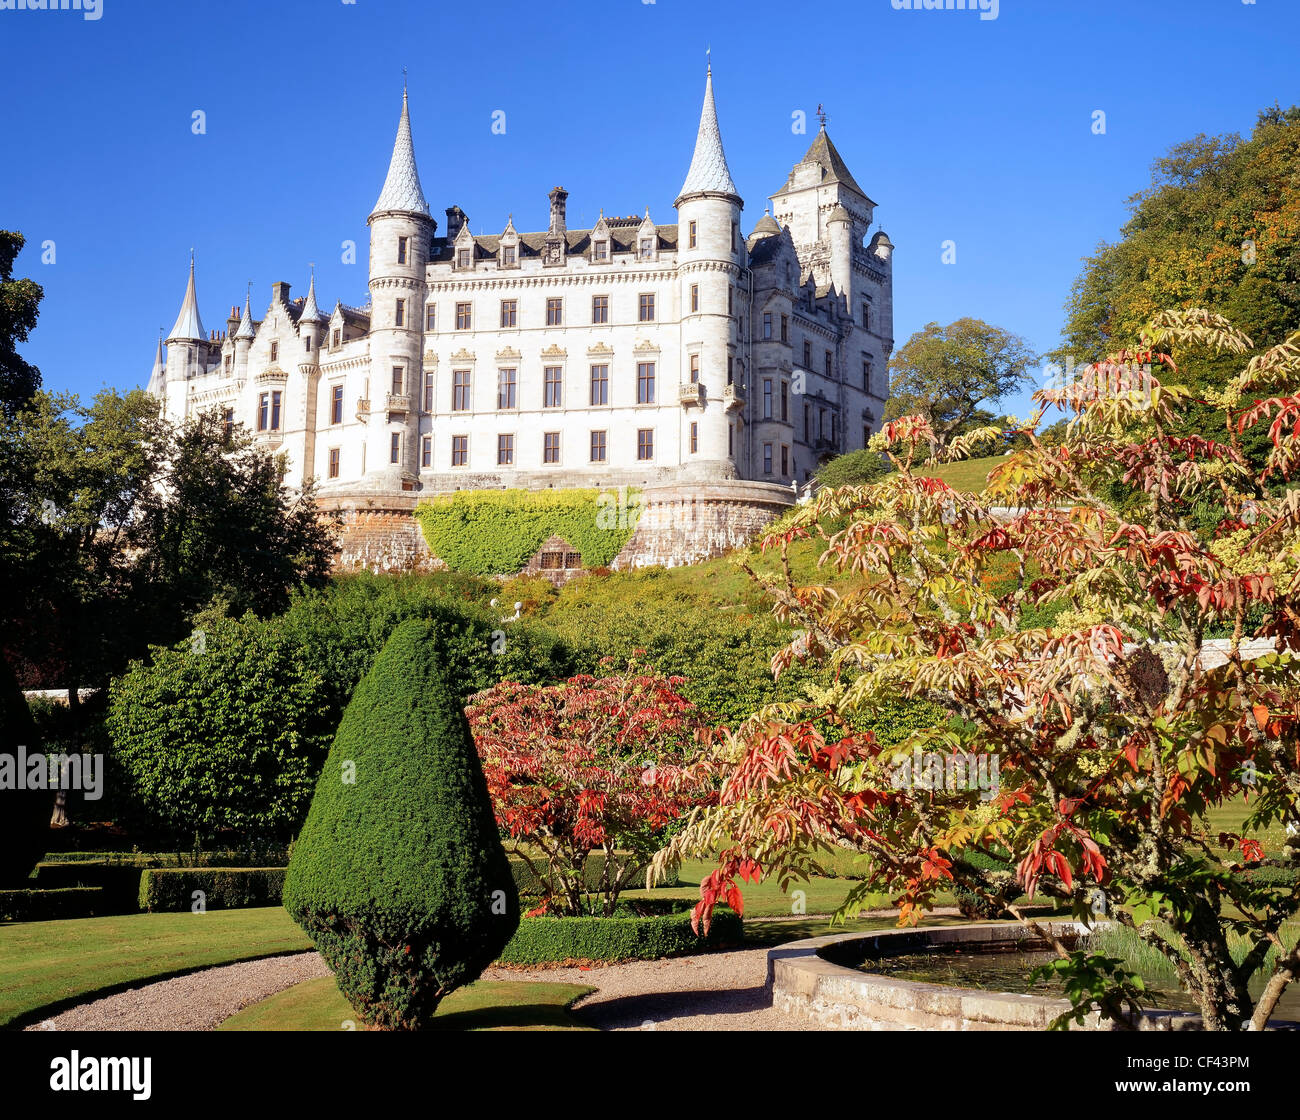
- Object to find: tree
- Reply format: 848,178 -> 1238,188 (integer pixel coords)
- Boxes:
467,666 -> 713,916
284,620 -> 520,1030
884,318 -> 1037,451
657,308 -> 1300,1031
0,231 -> 42,417
815,448 -> 893,490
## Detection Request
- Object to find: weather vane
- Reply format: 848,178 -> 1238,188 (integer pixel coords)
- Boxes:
816,103 -> 828,129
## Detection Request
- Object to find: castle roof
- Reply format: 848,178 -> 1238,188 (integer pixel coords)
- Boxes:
775,126 -> 873,205
432,222 -> 678,263
676,66 -> 740,205
166,255 -> 205,342
751,211 -> 782,238
147,336 -> 165,395
298,272 -> 324,323
371,88 -> 430,219
234,292 -> 256,340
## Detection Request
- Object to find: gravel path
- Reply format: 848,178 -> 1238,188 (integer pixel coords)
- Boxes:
486,946 -> 819,1031
25,952 -> 332,1032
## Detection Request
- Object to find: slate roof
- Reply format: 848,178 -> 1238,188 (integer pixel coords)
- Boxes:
775,127 -> 873,205
371,89 -> 430,218
676,68 -> 740,203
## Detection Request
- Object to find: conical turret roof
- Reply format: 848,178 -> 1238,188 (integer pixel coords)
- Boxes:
298,271 -> 324,323
370,88 -> 430,219
234,291 -> 256,340
676,66 -> 740,205
167,254 -> 205,342
147,336 -> 166,395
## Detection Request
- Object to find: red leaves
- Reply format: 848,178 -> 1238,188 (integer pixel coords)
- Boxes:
1240,838 -> 1264,864
920,849 -> 953,882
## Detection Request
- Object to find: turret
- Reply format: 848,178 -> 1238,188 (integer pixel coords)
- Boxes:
675,63 -> 744,482
147,334 -> 166,414
164,253 -> 207,387
233,290 -> 255,383
367,86 -> 434,490
827,202 -> 853,307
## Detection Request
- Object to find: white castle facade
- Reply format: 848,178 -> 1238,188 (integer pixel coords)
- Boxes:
147,69 -> 894,569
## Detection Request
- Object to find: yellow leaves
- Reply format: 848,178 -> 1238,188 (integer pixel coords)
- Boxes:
1144,308 -> 1253,355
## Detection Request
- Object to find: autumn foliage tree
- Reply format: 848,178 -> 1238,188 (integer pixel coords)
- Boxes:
468,665 -> 713,917
654,309 -> 1300,1031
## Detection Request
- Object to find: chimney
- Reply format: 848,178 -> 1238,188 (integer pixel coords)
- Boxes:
548,186 -> 568,236
271,281 -> 291,306
445,206 -> 467,240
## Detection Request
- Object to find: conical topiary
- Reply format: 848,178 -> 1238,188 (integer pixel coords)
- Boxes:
283,619 -> 520,1029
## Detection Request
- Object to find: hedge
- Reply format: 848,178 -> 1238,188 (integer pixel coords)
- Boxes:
138,867 -> 287,912
0,887 -> 106,922
33,862 -> 150,913
415,488 -> 640,575
508,850 -> 671,899
496,908 -> 743,966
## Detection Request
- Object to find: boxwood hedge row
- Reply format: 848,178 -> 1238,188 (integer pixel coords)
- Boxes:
138,867 -> 287,912
496,908 -> 743,966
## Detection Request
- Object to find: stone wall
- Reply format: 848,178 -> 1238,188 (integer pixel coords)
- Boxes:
323,494 -> 442,574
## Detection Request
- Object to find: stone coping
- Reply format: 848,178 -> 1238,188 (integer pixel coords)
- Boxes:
768,922 -> 1298,1032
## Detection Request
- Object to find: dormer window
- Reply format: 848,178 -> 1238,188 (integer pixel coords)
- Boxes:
397,236 -> 408,265
332,328 -> 341,348
594,240 -> 609,261
639,238 -> 654,259
501,244 -> 516,266
457,249 -> 471,269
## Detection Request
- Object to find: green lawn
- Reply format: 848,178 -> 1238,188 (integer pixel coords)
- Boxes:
918,454 -> 1007,493
219,976 -> 595,1032
0,907 -> 310,1029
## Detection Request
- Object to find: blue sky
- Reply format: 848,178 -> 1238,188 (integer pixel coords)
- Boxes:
3,0 -> 1298,420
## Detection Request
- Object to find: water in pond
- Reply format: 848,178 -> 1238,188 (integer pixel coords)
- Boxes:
856,946 -> 1300,1022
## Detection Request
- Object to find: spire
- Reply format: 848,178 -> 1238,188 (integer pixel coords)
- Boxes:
166,252 -> 205,342
147,333 -> 166,395
370,87 -> 430,219
676,64 -> 740,205
299,267 -> 324,323
234,288 -> 256,340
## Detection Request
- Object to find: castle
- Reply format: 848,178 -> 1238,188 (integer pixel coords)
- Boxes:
147,68 -> 894,572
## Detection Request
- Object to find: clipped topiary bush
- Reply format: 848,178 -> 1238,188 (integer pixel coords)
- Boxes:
283,620 -> 520,1030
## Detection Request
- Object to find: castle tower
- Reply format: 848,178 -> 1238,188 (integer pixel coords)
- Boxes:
146,334 -> 166,402
233,290 -> 255,384
162,253 -> 210,421
296,269 -> 325,488
366,86 -> 433,490
675,63 -> 744,481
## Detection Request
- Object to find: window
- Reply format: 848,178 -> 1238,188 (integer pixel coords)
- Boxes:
455,302 -> 471,330
543,366 -> 562,408
497,368 -> 517,410
497,433 -> 514,466
831,412 -> 837,442
824,350 -> 833,378
763,312 -> 772,339
690,421 -> 699,454
803,403 -> 811,443
451,435 -> 468,466
727,287 -> 733,316
328,447 -> 340,478
258,393 -> 268,431
688,220 -> 697,249
639,293 -> 655,322
397,236 -> 408,264
590,430 -> 607,462
332,328 -> 341,347
861,303 -> 870,330
457,248 -> 471,268
731,221 -> 738,253
592,294 -> 608,324
391,366 -> 403,396
637,361 -> 655,404
270,390 -> 282,430
763,442 -> 773,474
423,371 -> 434,412
421,436 -> 432,468
864,424 -> 872,445
639,238 -> 654,259
390,432 -> 400,464
499,299 -> 517,328
803,340 -> 811,367
690,284 -> 699,313
539,550 -> 564,570
543,432 -> 560,463
222,408 -> 234,437
727,356 -> 734,386
452,369 -> 471,411
564,551 -> 581,569
728,423 -> 734,455
637,429 -> 653,461
331,384 -> 344,425
269,341 -> 278,363
590,364 -> 608,406
395,299 -> 405,327
763,378 -> 773,419
689,354 -> 699,383
304,335 -> 311,352
594,240 -> 609,261
501,244 -> 516,266
781,315 -> 789,343
781,445 -> 790,475
781,380 -> 789,421
546,298 -> 563,326
863,360 -> 872,392
426,305 -> 436,331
